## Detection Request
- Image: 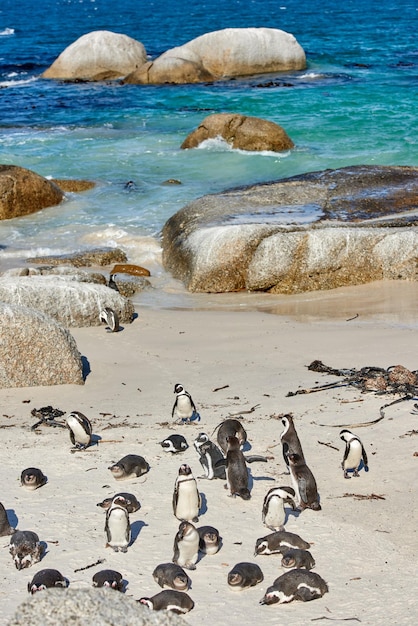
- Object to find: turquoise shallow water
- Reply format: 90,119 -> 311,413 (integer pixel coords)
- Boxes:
0,0 -> 417,290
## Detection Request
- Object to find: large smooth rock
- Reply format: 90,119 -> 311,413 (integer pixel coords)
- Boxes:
42,30 -> 147,81
0,165 -> 64,220
181,113 -> 294,151
0,277 -> 135,327
124,27 -> 306,84
0,303 -> 83,388
161,165 -> 418,294
8,588 -> 185,626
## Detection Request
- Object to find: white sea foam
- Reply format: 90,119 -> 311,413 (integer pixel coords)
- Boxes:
0,28 -> 15,36
195,136 -> 291,158
80,229 -> 163,270
0,76 -> 38,88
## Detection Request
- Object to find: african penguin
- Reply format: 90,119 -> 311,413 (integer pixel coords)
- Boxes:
216,419 -> 247,454
172,464 -> 201,522
340,429 -> 369,478
287,453 -> 321,511
28,569 -> 67,594
92,569 -> 124,591
152,563 -> 191,591
138,590 -> 194,613
217,435 -> 267,500
108,454 -> 149,480
99,307 -> 120,332
96,492 -> 141,514
197,525 -> 222,555
0,502 -> 15,536
193,433 -> 226,480
260,570 -> 328,605
227,562 -> 264,591
172,384 -> 199,424
254,530 -> 310,556
20,468 -> 47,491
9,530 -> 43,570
172,521 -> 200,570
262,486 -> 296,531
105,496 -> 131,552
280,548 -> 316,570
66,411 -> 92,450
160,434 -> 189,454
280,414 -> 305,472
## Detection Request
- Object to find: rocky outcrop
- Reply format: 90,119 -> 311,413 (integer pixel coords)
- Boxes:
27,247 -> 127,267
124,28 -> 306,84
161,165 -> 418,294
52,179 -> 96,193
181,113 -> 294,152
8,588 -> 185,626
0,277 -> 135,327
0,165 -> 64,220
42,30 -> 147,81
0,303 -> 83,388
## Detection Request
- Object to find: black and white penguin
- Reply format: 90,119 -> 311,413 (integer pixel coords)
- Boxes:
197,525 -> 222,555
0,502 -> 15,537
10,530 -> 43,570
66,411 -> 92,450
228,562 -> 264,591
172,464 -> 201,522
287,453 -> 321,511
172,384 -> 199,424
99,307 -> 120,332
260,570 -> 328,605
262,486 -> 296,531
160,434 -> 189,454
193,433 -> 226,480
254,530 -> 310,556
105,496 -> 131,552
217,435 -> 267,500
96,492 -> 141,514
172,521 -> 200,570
216,419 -> 247,455
280,414 -> 305,471
20,468 -> 48,491
280,548 -> 315,570
108,454 -> 149,480
92,569 -> 124,591
152,563 -> 191,591
138,590 -> 194,613
340,429 -> 369,478
28,569 -> 67,594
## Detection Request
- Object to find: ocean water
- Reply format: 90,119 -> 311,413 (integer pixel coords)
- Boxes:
0,0 -> 417,305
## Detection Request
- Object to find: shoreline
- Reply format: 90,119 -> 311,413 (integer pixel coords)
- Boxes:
1,288 -> 417,625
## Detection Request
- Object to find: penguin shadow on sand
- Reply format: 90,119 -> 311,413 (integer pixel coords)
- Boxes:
247,471 -> 275,493
198,492 -> 208,517
6,508 -> 18,530
81,356 -> 91,380
129,520 -> 148,547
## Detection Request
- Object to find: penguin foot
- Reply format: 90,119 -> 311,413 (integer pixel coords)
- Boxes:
343,471 -> 350,479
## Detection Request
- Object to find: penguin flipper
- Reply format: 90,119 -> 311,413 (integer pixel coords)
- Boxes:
69,429 -> 76,446
361,445 -> 369,469
244,455 -> 268,463
214,458 -> 227,468
172,488 -> 179,515
298,476 -> 308,504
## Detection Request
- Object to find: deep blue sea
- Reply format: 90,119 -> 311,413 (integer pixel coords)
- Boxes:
0,0 -> 417,302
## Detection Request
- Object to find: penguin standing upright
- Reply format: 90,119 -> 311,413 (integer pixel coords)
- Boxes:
66,411 -> 92,450
0,502 -> 15,537
173,521 -> 200,570
172,384 -> 199,424
218,435 -> 267,500
262,486 -> 296,531
193,433 -> 226,479
105,496 -> 131,552
172,465 -> 201,522
280,414 -> 305,472
287,453 -> 321,511
340,429 -> 369,478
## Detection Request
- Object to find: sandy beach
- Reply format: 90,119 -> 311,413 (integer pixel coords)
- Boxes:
1,281 -> 418,625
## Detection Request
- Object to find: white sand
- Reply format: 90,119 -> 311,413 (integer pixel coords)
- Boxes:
1,281 -> 418,625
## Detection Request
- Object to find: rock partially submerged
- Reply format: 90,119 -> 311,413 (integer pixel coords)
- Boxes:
181,114 -> 294,152
0,303 -> 83,388
162,165 -> 418,294
124,28 -> 306,84
27,247 -> 127,267
0,165 -> 64,220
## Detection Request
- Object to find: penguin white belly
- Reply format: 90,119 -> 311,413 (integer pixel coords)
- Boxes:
107,509 -> 130,549
289,472 -> 301,507
344,441 -> 362,470
67,416 -> 90,445
176,396 -> 193,420
177,533 -> 199,567
264,497 -> 286,529
176,481 -> 199,521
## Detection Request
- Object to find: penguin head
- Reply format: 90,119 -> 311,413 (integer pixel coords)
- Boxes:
260,587 -> 282,605
178,464 -> 192,476
228,571 -> 243,587
174,383 -> 184,394
340,429 -> 356,442
226,435 -> 240,451
29,583 -> 46,594
254,538 -> 269,556
138,597 -> 153,609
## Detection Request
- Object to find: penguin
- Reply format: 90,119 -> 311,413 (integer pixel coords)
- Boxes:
10,530 -> 43,570
217,435 -> 267,500
66,411 -> 92,450
215,419 -> 247,454
280,414 -> 305,472
340,429 -> 369,478
20,468 -> 48,491
96,492 -> 141,514
254,530 -> 310,556
259,570 -> 328,605
262,486 -> 296,531
280,548 -> 315,570
193,433 -> 226,480
138,590 -> 194,613
105,496 -> 131,552
172,521 -> 200,570
0,502 -> 15,536
99,307 -> 120,332
172,384 -> 199,424
92,569 -> 124,591
28,569 -> 67,594
172,464 -> 201,522
160,434 -> 189,454
197,525 -> 222,555
227,562 -> 264,591
152,563 -> 191,591
287,453 -> 321,511
108,454 -> 149,480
